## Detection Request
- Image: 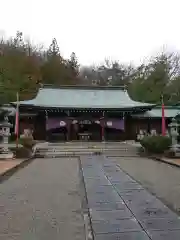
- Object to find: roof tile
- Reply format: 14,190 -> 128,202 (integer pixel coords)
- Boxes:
17,87 -> 154,109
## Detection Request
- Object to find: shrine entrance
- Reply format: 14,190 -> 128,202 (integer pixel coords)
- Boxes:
71,119 -> 102,141
47,127 -> 67,142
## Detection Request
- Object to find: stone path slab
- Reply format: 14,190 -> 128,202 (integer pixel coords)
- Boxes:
90,208 -> 133,221
95,231 -> 150,240
112,155 -> 180,213
0,157 -> 85,240
81,156 -> 180,239
92,220 -> 142,235
149,230 -> 180,240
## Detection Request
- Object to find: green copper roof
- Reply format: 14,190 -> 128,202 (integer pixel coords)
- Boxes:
134,107 -> 180,118
16,86 -> 154,109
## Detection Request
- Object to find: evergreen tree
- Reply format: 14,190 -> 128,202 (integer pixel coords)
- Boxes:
68,52 -> 79,77
47,38 -> 60,57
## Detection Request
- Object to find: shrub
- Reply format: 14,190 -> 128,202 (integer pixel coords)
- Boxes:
19,137 -> 36,149
140,135 -> 172,154
9,146 -> 32,158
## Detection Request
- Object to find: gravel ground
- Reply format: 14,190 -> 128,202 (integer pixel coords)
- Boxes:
0,157 -> 85,240
111,156 -> 180,214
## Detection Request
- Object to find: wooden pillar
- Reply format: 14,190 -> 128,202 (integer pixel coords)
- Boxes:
123,113 -> 126,140
45,110 -> 48,141
147,117 -> 151,134
66,110 -> 70,141
101,111 -> 105,142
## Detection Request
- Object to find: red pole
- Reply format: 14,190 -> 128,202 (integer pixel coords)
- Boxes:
15,92 -> 19,148
161,95 -> 166,136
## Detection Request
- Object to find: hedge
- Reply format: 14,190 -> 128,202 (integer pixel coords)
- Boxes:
19,137 -> 36,149
140,135 -> 172,154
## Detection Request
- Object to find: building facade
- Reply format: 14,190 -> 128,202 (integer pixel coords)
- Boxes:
132,106 -> 180,136
11,85 -> 155,141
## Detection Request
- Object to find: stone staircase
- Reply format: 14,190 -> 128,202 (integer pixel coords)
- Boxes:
34,142 -> 140,158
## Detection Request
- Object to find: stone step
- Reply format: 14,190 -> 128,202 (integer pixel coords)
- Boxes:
35,150 -> 139,158
35,149 -> 138,152
36,143 -> 135,148
44,148 -> 135,151
35,146 -> 137,150
34,143 -> 139,157
35,152 -> 98,157
37,155 -> 139,158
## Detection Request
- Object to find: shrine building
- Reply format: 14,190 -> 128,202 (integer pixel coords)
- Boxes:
11,85 -> 155,141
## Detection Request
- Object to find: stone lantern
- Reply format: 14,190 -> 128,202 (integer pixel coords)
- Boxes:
137,130 -> 144,141
168,118 -> 180,152
0,116 -> 13,159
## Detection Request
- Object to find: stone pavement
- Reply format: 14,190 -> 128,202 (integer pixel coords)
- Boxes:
0,157 -> 85,240
113,155 -> 180,214
1,152 -> 180,239
81,155 -> 180,239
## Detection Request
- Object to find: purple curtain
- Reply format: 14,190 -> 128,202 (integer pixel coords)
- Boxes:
105,119 -> 124,130
46,117 -> 125,131
46,118 -> 69,130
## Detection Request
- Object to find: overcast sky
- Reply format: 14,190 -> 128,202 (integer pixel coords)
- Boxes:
0,0 -> 180,65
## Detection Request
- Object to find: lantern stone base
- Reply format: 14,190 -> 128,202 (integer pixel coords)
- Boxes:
170,144 -> 180,157
0,152 -> 14,160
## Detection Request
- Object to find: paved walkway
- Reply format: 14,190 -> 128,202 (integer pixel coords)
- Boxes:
113,156 -> 180,213
2,152 -> 180,239
0,158 -> 85,240
81,156 -> 180,239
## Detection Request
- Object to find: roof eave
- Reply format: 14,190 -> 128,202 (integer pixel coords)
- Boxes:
14,103 -> 155,111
